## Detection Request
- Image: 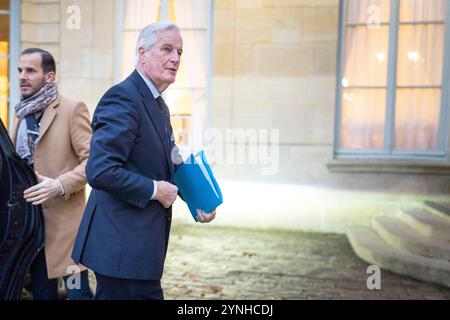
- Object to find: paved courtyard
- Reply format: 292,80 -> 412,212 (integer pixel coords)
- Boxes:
158,223 -> 450,300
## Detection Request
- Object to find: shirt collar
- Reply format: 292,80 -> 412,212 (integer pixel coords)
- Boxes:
136,69 -> 160,99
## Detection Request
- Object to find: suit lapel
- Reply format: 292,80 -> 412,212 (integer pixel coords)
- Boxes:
38,96 -> 60,145
129,70 -> 174,174
10,117 -> 20,145
10,96 -> 60,146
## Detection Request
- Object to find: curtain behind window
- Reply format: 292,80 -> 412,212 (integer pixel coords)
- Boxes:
341,0 -> 390,150
394,0 -> 446,150
340,0 -> 446,152
121,0 -> 159,79
121,0 -> 210,149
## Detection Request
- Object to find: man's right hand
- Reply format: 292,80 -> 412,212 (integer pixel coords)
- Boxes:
155,181 -> 178,208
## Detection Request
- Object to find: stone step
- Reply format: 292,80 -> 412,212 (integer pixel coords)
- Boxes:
346,226 -> 450,288
424,201 -> 450,224
397,208 -> 450,243
372,217 -> 450,261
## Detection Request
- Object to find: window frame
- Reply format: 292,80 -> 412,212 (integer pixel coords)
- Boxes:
334,0 -> 450,160
1,0 -> 20,129
9,0 -> 20,129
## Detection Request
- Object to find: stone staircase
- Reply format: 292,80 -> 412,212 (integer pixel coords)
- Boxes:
346,201 -> 450,288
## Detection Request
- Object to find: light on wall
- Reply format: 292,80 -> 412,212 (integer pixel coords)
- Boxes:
342,78 -> 349,88
407,50 -> 422,63
376,52 -> 386,63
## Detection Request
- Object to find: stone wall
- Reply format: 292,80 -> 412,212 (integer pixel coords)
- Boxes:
186,0 -> 450,232
20,0 -> 115,115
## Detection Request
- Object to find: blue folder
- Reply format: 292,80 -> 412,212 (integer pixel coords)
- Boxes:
173,151 -> 223,221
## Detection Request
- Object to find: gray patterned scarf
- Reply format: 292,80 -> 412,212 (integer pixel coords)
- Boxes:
15,81 -> 58,120
15,82 -> 58,165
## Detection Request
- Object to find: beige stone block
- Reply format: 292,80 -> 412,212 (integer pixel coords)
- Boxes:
256,41 -> 338,78
213,8 -> 236,76
250,145 -> 334,184
60,25 -> 93,48
22,3 -> 60,23
214,8 -> 235,45
211,77 -> 233,129
229,76 -> 272,112
38,23 -> 60,43
273,100 -> 335,145
235,0 -> 263,8
231,109 -> 274,130
33,0 -> 61,3
215,0 -> 235,9
313,40 -> 338,76
21,42 -> 40,50
271,28 -> 301,44
58,77 -> 91,104
37,3 -> 60,23
21,2 -> 38,23
21,23 -> 37,43
212,77 -> 233,107
216,144 -> 333,184
271,7 -> 301,44
21,23 -> 59,44
210,113 -> 232,132
218,76 -> 336,144
92,50 -> 114,80
213,43 -> 234,77
232,43 -> 259,76
92,0 -> 116,49
234,8 -> 273,44
86,78 -> 115,112
58,77 -> 112,115
34,44 -> 60,61
269,0 -> 338,7
256,44 -> 314,77
272,7 -> 302,29
59,47 -> 84,77
59,47 -> 114,79
297,6 -> 339,43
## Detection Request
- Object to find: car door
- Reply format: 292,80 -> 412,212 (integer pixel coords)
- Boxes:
0,119 -> 44,300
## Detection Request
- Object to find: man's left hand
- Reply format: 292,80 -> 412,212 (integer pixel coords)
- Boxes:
23,172 -> 63,205
196,209 -> 216,223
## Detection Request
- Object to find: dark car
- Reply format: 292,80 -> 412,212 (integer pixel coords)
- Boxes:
0,119 -> 44,300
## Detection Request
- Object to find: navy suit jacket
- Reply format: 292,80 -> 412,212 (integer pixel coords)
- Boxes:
72,70 -> 179,280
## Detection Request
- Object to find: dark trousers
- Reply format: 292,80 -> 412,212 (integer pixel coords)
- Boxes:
29,249 -> 93,300
94,272 -> 163,300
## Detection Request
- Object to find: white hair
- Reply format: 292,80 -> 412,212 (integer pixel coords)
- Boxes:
135,21 -> 180,64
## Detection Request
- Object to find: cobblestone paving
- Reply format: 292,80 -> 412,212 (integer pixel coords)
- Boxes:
159,223 -> 450,300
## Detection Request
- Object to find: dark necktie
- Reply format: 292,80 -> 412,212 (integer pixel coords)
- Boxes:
156,96 -> 172,146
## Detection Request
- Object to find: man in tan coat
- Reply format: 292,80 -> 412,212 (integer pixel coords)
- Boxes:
10,48 -> 92,299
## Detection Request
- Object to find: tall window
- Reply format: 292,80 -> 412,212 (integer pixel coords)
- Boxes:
0,0 -> 19,129
116,0 -> 212,150
336,0 -> 450,158
0,1 -> 10,128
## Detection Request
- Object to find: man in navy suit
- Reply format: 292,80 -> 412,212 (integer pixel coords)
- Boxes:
71,22 -> 216,300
